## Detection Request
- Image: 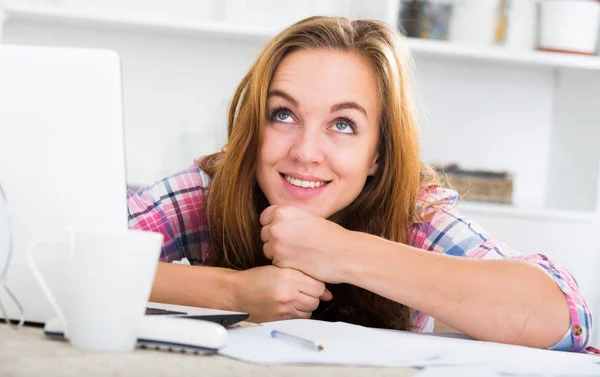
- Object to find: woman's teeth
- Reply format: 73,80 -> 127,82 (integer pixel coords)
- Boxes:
284,174 -> 327,188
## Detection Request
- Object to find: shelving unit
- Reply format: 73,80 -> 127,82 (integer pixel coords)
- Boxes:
3,4 -> 600,71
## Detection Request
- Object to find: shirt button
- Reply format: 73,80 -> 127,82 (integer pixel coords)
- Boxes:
573,325 -> 583,336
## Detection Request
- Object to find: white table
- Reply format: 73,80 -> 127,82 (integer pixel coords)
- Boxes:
0,324 -> 419,377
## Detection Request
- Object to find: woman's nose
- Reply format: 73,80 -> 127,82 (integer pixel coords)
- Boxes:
289,126 -> 325,165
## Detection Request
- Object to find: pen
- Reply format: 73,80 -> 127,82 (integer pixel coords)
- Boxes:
270,329 -> 324,351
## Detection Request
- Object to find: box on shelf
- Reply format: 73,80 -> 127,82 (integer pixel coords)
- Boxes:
433,164 -> 513,204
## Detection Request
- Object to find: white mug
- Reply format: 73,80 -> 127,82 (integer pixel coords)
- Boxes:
27,227 -> 163,352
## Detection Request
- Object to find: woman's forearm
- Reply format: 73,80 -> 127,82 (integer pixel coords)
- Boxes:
342,232 -> 571,348
149,262 -> 239,311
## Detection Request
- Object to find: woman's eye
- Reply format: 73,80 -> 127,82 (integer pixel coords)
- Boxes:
331,121 -> 354,134
273,110 -> 294,123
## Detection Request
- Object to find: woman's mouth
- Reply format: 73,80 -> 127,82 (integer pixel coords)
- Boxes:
282,173 -> 330,188
279,173 -> 331,199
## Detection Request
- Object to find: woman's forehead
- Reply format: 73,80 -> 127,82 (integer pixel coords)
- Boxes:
269,49 -> 380,113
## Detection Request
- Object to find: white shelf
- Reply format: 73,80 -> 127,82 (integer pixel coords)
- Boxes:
408,38 -> 600,71
456,201 -> 599,223
3,5 -> 600,71
1,5 -> 277,40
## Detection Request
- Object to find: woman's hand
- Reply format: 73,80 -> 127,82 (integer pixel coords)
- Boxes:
260,205 -> 354,284
232,265 -> 332,323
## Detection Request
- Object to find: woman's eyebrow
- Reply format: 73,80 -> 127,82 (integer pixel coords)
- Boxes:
331,102 -> 367,119
267,89 -> 298,107
268,90 -> 367,119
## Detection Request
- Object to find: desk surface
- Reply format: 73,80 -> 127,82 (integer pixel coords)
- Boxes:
0,324 -> 419,377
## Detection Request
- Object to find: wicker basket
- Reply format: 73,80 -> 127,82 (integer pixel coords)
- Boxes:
434,164 -> 513,204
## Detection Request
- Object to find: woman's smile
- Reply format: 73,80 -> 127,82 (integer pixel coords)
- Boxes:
279,172 -> 331,200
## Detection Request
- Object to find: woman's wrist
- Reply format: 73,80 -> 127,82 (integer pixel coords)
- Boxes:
222,268 -> 243,312
150,263 -> 242,311
338,231 -> 407,288
337,230 -> 374,285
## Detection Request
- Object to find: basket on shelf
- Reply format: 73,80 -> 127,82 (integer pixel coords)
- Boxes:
433,164 -> 513,204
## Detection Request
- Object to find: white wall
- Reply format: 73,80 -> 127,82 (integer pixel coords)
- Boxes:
546,69 -> 600,212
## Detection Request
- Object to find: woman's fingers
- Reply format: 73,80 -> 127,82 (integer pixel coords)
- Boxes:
295,292 -> 321,313
297,275 -> 329,299
320,288 -> 333,301
293,309 -> 313,320
260,223 -> 271,243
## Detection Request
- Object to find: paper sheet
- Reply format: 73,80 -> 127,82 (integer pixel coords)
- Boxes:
413,366 -> 502,377
218,319 -> 600,375
422,334 -> 600,375
219,319 -> 442,367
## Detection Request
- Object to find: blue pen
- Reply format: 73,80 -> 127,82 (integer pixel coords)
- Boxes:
270,329 -> 324,351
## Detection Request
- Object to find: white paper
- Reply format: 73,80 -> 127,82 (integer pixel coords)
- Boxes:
373,325 -> 600,375
219,319 -> 443,367
410,331 -> 600,375
218,319 -> 600,375
413,366 -> 501,377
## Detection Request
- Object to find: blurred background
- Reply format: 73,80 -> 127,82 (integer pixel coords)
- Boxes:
1,0 -> 599,345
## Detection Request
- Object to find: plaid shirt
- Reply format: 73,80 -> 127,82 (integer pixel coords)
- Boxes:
128,159 -> 594,353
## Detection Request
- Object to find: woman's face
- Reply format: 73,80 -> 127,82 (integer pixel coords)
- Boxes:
256,49 -> 381,218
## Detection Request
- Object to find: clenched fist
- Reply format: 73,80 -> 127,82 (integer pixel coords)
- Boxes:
232,265 -> 332,323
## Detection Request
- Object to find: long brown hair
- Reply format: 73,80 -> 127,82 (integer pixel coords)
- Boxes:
200,16 -> 434,330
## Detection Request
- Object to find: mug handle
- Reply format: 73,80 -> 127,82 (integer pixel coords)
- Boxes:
26,240 -> 69,337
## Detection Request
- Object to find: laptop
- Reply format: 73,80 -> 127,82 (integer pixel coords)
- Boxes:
0,44 -> 248,327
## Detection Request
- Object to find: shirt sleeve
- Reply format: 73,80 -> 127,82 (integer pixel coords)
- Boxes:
409,186 -> 593,352
127,161 -> 211,265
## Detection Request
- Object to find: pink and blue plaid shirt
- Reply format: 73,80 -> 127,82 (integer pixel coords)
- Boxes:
128,159 -> 594,353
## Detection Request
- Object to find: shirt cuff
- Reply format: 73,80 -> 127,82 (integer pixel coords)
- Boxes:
548,326 -> 575,351
537,262 -> 591,352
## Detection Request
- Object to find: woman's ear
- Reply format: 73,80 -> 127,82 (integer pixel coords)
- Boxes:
368,153 -> 379,176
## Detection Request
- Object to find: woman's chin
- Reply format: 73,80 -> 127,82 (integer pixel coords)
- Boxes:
271,198 -> 331,218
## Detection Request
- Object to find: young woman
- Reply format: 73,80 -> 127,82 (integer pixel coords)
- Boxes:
127,16 -> 592,352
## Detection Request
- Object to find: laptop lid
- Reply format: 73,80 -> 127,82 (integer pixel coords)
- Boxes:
0,44 -> 129,323
145,302 -> 249,327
